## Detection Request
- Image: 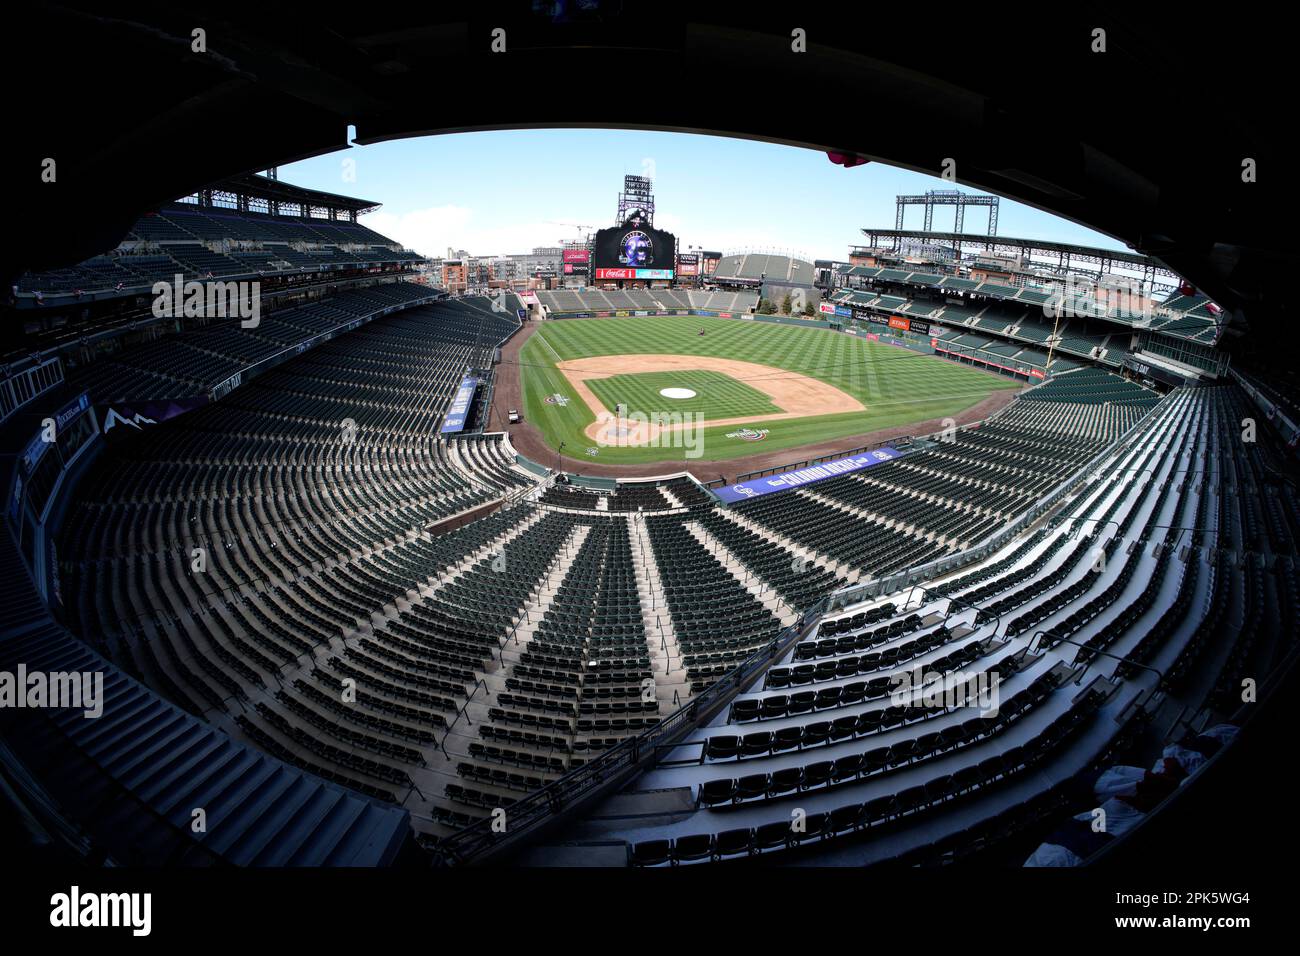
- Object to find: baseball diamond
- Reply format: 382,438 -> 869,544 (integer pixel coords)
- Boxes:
516,315 -> 1019,464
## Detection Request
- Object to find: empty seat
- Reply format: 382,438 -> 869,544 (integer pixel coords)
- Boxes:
736,774 -> 768,801
792,812 -> 828,844
769,767 -> 803,795
801,761 -> 833,790
704,735 -> 740,761
715,828 -> 753,858
629,840 -> 671,866
672,833 -> 714,864
699,778 -> 736,806
754,821 -> 792,852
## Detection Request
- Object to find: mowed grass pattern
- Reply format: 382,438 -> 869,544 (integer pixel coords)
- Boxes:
518,316 -> 1020,464
587,370 -> 780,421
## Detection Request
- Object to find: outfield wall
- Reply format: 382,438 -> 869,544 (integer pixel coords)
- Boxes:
933,342 -> 1047,383
547,309 -> 746,321
750,314 -> 836,329
544,310 -> 841,330
854,327 -> 936,354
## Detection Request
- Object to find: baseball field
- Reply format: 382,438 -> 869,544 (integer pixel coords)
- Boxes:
516,315 -> 1019,465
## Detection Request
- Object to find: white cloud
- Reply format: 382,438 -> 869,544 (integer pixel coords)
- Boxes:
362,206 -> 580,258
361,206 -> 473,257
654,211 -> 684,232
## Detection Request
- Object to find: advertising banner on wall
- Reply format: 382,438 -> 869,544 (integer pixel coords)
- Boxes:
21,392 -> 91,473
53,391 -> 91,432
714,448 -> 903,504
20,430 -> 50,476
593,267 -> 675,280
439,375 -> 480,434
9,471 -> 23,521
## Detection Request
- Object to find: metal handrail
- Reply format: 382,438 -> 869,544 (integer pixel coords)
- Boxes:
903,580 -> 1003,639
441,677 -> 488,753
1028,629 -> 1167,688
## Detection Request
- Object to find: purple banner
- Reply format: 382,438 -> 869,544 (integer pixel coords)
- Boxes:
99,395 -> 210,439
715,447 -> 903,503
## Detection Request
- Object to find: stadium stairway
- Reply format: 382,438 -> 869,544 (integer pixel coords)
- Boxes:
628,513 -> 691,711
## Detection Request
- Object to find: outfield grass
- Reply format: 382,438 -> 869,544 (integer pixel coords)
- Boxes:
518,315 -> 1019,464
586,369 -> 780,421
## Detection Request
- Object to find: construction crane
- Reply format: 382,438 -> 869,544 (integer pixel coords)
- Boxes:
547,220 -> 593,238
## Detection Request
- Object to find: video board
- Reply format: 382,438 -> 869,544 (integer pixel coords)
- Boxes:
591,212 -> 676,280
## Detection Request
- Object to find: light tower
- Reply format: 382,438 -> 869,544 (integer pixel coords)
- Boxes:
894,189 -> 999,235
616,174 -> 654,226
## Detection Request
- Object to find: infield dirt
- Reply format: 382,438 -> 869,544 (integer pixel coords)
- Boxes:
554,353 -> 865,445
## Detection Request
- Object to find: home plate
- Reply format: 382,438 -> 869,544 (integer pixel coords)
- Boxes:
660,387 -> 696,399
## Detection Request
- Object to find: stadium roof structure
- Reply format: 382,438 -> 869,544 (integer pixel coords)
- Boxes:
208,172 -> 382,218
895,190 -> 1000,235
3,3 -> 1284,337
855,228 -> 1183,295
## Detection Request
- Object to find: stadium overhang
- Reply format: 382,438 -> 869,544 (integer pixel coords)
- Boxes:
206,173 -> 381,219
855,229 -> 1182,294
4,3 -> 1283,335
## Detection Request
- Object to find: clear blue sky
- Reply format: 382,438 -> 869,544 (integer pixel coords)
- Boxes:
279,129 -> 1127,260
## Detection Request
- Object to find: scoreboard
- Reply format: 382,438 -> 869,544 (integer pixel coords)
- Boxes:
591,213 -> 677,281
